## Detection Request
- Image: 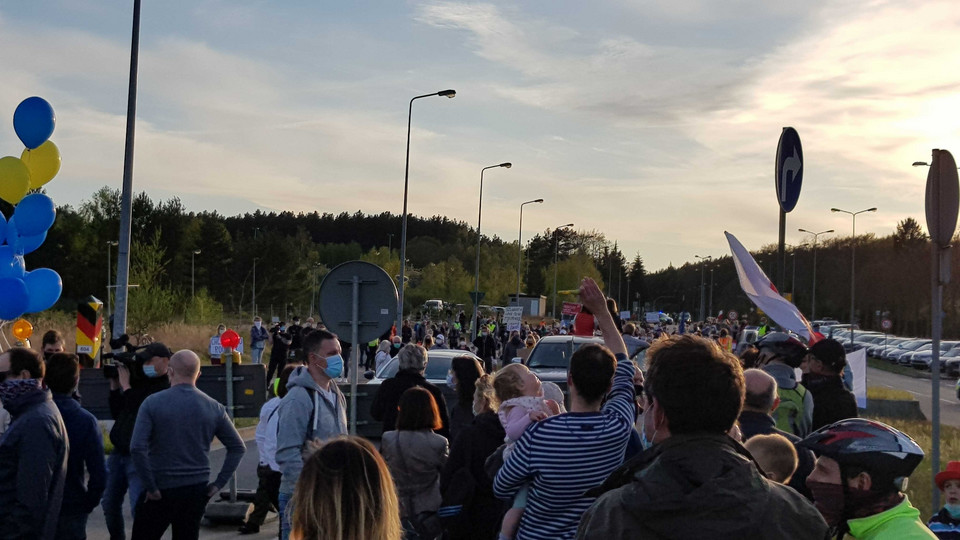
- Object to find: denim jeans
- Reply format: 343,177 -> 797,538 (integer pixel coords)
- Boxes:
252,346 -> 264,365
278,491 -> 293,540
102,452 -> 145,540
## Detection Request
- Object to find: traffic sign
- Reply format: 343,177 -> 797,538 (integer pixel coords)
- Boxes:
881,319 -> 892,331
728,310 -> 738,320
925,149 -> 959,248
469,291 -> 485,305
775,127 -> 803,213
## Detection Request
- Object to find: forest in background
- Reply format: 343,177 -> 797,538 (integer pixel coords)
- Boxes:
7,186 -> 952,338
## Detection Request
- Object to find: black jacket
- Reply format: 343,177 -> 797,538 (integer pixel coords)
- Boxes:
577,434 -> 828,540
0,387 -> 68,540
802,373 -> 858,431
439,411 -> 506,540
108,375 -> 170,455
370,369 -> 450,439
473,335 -> 498,361
503,336 -> 524,363
738,410 -> 815,499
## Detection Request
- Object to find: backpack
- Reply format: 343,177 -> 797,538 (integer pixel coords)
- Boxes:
774,384 -> 807,436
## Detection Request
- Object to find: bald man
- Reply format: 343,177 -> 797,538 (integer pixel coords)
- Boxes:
738,368 -> 815,500
129,350 -> 245,540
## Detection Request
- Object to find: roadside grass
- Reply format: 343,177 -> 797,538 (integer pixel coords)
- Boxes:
867,386 -> 915,401
868,357 -> 928,379
862,415 -> 960,521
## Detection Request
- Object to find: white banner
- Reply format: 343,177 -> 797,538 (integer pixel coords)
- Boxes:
209,336 -> 244,356
504,306 -> 523,332
847,348 -> 867,409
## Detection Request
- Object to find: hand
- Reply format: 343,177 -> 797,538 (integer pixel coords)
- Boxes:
528,410 -> 547,422
544,399 -> 561,416
207,484 -> 219,498
145,490 -> 162,501
117,364 -> 132,391
579,278 -> 607,315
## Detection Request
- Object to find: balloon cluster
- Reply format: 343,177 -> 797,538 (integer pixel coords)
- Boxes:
0,97 -> 63,321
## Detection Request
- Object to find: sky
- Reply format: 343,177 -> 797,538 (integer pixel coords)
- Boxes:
0,0 -> 958,271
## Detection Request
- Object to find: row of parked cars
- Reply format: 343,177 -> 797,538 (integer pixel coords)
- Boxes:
823,325 -> 960,376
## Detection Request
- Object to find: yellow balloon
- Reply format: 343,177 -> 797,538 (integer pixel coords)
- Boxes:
0,156 -> 30,204
12,319 -> 33,341
21,141 -> 61,189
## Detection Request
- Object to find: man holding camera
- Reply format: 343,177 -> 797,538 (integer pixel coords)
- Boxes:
102,343 -> 172,540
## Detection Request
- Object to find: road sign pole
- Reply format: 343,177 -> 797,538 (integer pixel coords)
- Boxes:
932,245 -> 942,510
778,209 -> 786,293
350,274 -> 360,435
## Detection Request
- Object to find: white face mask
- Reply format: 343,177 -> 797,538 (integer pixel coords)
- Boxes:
254,321 -> 261,328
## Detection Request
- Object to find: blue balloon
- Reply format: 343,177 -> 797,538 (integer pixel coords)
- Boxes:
0,212 -> 6,243
5,217 -> 21,254
0,277 -> 29,320
0,246 -> 25,279
24,268 -> 61,313
14,193 -> 56,237
19,231 -> 46,255
13,97 -> 56,149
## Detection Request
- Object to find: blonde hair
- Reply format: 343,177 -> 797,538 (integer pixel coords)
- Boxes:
745,434 -> 798,484
290,436 -> 402,540
474,373 -> 498,412
493,364 -> 528,403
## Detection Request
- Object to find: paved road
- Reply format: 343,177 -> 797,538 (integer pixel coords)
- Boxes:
85,438 -> 277,539
868,367 -> 960,427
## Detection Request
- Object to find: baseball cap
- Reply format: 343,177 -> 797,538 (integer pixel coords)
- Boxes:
136,342 -> 173,361
808,338 -> 847,372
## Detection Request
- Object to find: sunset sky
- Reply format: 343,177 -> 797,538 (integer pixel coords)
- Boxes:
1,0 -> 957,271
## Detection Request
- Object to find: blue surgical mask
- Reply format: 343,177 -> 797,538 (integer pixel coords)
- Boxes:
640,414 -> 657,451
143,365 -> 159,378
323,354 -> 344,379
946,504 -> 960,519
446,373 -> 456,390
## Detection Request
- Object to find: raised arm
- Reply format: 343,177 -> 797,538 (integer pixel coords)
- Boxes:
580,278 -> 627,357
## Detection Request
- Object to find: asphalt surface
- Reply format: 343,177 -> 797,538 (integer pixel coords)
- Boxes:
867,366 -> 960,427
85,438 -> 278,540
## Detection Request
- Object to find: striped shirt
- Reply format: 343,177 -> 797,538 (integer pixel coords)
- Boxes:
494,354 -> 636,540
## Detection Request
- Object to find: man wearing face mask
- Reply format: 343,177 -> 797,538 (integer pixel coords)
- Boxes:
799,418 -> 934,539
250,316 -> 269,365
473,327 -> 498,373
275,329 -> 349,540
577,335 -> 826,540
102,342 -> 171,540
0,347 -> 69,540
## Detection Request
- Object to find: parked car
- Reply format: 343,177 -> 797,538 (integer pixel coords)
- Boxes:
885,339 -> 931,364
908,341 -> 960,370
525,335 -> 605,403
868,337 -> 910,358
942,348 -> 960,377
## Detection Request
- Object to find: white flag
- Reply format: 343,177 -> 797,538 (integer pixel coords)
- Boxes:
725,231 -> 816,342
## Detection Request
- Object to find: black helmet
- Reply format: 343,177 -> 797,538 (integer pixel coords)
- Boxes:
798,418 -> 924,491
756,332 -> 808,367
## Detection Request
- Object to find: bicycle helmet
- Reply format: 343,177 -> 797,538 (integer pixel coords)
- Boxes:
756,332 -> 808,367
798,418 -> 924,491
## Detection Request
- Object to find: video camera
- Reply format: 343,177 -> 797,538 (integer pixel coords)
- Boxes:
102,334 -> 142,380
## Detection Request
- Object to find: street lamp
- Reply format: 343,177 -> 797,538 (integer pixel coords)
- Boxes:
398,89 -> 457,332
913,161 -> 960,169
709,266 -> 715,319
831,207 -> 877,344
798,228 -> 834,319
191,249 -> 201,299
695,255 -> 712,322
471,162 -> 512,340
551,223 -> 575,319
516,198 -> 544,306
106,241 -> 118,321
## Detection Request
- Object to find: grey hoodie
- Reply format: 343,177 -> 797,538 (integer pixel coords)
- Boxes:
275,366 -> 348,494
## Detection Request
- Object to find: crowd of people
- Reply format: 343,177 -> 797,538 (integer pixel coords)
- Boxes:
0,279 -> 957,539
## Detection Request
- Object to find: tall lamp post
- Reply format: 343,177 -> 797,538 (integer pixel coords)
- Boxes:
398,89 -> 456,332
106,241 -> 118,321
831,207 -> 877,344
798,228 -> 834,319
708,266 -> 715,319
551,223 -> 575,319
515,198 -> 544,305
191,249 -> 201,299
695,255 -> 711,322
471,162 -> 512,340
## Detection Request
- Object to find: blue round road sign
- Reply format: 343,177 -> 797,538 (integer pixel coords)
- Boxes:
775,127 -> 803,213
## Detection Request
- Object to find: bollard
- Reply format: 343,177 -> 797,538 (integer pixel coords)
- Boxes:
76,295 -> 103,368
